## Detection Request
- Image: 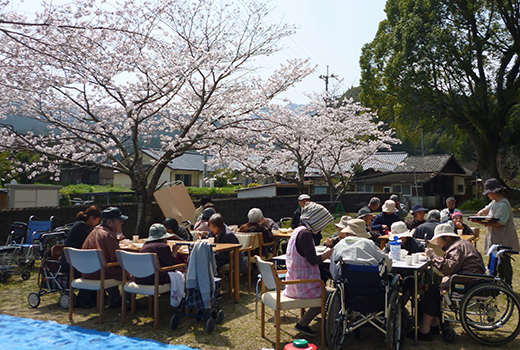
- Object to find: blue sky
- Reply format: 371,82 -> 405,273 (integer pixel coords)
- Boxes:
264,0 -> 387,104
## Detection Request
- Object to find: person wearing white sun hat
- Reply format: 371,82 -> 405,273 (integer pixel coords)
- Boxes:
371,199 -> 400,235
330,219 -> 391,281
383,221 -> 424,255
408,224 -> 485,341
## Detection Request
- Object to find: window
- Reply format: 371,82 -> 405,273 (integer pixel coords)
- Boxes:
457,184 -> 464,193
357,183 -> 373,193
175,174 -> 191,186
392,184 -> 402,193
402,184 -> 412,196
383,186 -> 391,193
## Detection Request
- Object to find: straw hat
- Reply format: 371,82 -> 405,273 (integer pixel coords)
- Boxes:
146,223 -> 175,242
482,178 -> 506,195
335,215 -> 352,229
381,200 -> 398,213
389,221 -> 412,240
430,223 -> 459,243
341,219 -> 371,239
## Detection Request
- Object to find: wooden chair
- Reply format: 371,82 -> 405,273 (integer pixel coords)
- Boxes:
256,255 -> 326,350
115,250 -> 185,330
257,232 -> 276,259
63,247 -> 122,324
471,227 -> 480,247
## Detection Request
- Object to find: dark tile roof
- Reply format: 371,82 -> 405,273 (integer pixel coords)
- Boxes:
393,154 -> 453,173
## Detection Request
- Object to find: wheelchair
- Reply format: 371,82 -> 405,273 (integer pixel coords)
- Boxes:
324,259 -> 403,350
440,244 -> 520,345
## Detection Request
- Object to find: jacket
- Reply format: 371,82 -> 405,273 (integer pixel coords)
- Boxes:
135,241 -> 175,285
81,224 -> 124,280
430,237 -> 485,290
371,212 -> 400,235
413,220 -> 441,240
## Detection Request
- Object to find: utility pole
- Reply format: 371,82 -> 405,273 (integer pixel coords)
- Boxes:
319,65 -> 338,92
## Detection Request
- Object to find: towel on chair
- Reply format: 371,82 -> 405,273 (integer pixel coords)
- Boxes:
168,270 -> 185,307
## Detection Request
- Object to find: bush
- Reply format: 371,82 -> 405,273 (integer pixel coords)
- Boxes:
459,198 -> 489,211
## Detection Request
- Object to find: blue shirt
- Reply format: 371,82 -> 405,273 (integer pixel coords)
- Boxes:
371,212 -> 400,235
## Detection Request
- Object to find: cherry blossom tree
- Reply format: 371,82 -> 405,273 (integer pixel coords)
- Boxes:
0,0 -> 313,235
209,93 -> 400,199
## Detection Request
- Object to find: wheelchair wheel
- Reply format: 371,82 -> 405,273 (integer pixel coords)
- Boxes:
325,288 -> 345,350
170,313 -> 181,331
442,327 -> 456,343
21,270 -> 31,281
204,317 -> 215,334
27,292 -> 40,308
386,288 -> 403,350
460,282 -> 520,346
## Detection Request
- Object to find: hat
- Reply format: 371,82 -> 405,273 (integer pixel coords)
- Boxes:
357,207 -> 374,219
202,207 -> 216,220
146,223 -> 174,241
451,212 -> 463,219
431,223 -> 459,243
382,200 -> 398,213
341,219 -> 371,238
300,201 -> 334,233
482,178 -> 506,195
335,215 -> 352,229
102,207 -> 128,221
390,194 -> 400,202
411,204 -> 428,214
389,221 -> 412,240
298,194 -> 311,201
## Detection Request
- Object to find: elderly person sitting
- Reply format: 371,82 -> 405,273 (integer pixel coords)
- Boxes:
413,209 -> 441,241
163,217 -> 192,241
357,207 -> 380,245
135,224 -> 179,285
409,224 -> 485,341
384,221 -> 424,255
330,219 -> 391,281
406,204 -> 428,230
451,212 -> 473,236
239,208 -> 274,257
194,207 -> 216,232
440,197 -> 461,223
371,199 -> 400,235
208,213 -> 247,274
323,215 -> 351,248
285,202 -> 334,336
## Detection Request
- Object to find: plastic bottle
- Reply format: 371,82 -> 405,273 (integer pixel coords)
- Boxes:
389,236 -> 402,260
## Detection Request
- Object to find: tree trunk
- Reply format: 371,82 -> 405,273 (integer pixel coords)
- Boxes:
133,185 -> 153,238
464,125 -> 503,185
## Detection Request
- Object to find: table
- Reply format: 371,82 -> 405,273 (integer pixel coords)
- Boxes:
119,240 -> 242,303
379,234 -> 390,250
392,259 -> 433,345
272,229 -> 293,254
272,246 -> 331,265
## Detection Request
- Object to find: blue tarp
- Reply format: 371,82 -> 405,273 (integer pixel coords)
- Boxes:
0,315 -> 199,350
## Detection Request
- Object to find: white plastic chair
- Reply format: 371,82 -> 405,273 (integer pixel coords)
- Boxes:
116,250 -> 185,329
63,247 -> 122,324
256,255 -> 326,350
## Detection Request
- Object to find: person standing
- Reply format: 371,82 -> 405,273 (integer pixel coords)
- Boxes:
291,194 -> 311,229
471,178 -> 520,287
60,205 -> 102,308
390,194 -> 409,221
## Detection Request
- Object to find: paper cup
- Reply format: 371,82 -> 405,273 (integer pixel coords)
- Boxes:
208,237 -> 215,244
400,249 -> 408,260
412,253 -> 419,264
405,255 -> 413,266
457,229 -> 463,236
132,235 -> 139,243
